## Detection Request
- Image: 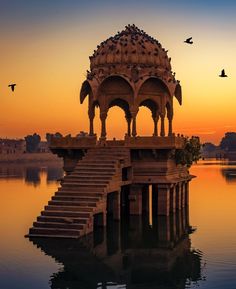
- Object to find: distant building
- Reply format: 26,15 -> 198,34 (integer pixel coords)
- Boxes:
201,144 -> 226,159
0,139 -> 26,155
37,141 -> 50,153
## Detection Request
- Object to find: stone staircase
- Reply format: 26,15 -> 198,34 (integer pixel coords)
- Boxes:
28,147 -> 130,239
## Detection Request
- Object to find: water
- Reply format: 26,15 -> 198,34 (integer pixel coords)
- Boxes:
0,160 -> 236,289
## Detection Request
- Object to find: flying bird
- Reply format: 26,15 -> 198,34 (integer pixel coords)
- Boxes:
219,69 -> 227,77
8,84 -> 16,92
184,37 -> 193,44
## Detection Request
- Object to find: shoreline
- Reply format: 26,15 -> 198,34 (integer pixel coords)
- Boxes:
0,152 -> 62,163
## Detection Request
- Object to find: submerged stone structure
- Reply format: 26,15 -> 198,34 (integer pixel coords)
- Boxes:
28,25 -> 193,239
30,212 -> 202,288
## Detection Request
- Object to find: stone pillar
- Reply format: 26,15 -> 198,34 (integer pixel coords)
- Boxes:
168,116 -> 173,136
175,184 -> 181,210
113,191 -> 121,220
157,185 -> 170,216
171,213 -> 177,242
100,112 -> 107,139
129,185 -> 142,215
131,111 -> 138,137
152,115 -> 159,136
169,186 -> 176,213
185,182 -> 189,207
176,210 -> 182,238
160,114 -> 165,137
89,113 -> 95,136
181,183 -> 185,208
126,116 -> 132,137
158,216 -> 170,242
102,212 -> 107,227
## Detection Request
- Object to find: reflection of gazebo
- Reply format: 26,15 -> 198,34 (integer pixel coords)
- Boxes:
30,212 -> 203,289
80,24 -> 182,139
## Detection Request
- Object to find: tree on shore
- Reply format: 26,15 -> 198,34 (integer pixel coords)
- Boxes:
202,142 -> 217,152
220,132 -> 236,151
24,133 -> 41,153
174,136 -> 201,167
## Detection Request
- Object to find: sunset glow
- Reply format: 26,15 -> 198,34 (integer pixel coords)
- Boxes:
1,1 -> 236,143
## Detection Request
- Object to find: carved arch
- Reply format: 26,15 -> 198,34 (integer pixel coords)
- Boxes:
137,76 -> 171,98
98,75 -> 134,102
108,98 -> 131,119
174,83 -> 182,105
139,99 -> 159,118
80,80 -> 93,104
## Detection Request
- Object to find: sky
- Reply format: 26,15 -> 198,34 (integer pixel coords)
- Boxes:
1,0 -> 236,144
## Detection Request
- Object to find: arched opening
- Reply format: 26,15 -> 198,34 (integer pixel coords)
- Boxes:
97,76 -> 134,139
136,99 -> 159,136
93,101 -> 100,136
136,106 -> 153,136
106,98 -> 131,139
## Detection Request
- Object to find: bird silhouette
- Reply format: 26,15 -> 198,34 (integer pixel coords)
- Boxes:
219,69 -> 227,77
184,37 -> 193,44
8,84 -> 16,91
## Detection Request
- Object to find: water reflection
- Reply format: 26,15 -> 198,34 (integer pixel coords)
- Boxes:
221,165 -> 236,183
30,209 -> 204,289
0,163 -> 63,185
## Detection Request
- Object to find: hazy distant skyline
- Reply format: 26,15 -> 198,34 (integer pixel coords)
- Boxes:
1,0 -> 236,143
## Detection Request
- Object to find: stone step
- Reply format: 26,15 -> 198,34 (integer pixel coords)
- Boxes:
42,210 -> 91,218
74,167 -> 116,172
45,205 -> 94,212
51,196 -> 100,202
58,186 -> 104,192
61,183 -> 106,188
28,234 -> 80,239
55,191 -> 103,198
62,179 -> 109,185
85,154 -> 128,159
64,175 -> 112,180
29,227 -> 80,237
48,200 -> 96,207
33,221 -> 84,230
37,215 -> 88,224
71,171 -> 114,176
63,178 -> 112,183
79,160 -> 117,164
76,163 -> 116,167
88,149 -> 127,152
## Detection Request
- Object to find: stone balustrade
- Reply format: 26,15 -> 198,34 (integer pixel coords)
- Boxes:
49,135 -> 185,150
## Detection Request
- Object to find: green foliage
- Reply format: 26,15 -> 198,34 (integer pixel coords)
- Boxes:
24,133 -> 41,153
220,132 -> 236,151
202,142 -> 216,152
175,136 -> 201,167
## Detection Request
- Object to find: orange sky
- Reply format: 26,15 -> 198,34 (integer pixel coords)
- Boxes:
1,1 -> 236,144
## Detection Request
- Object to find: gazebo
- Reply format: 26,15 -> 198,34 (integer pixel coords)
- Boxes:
80,24 -> 182,139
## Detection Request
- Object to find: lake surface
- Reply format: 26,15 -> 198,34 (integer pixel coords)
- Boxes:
0,160 -> 236,289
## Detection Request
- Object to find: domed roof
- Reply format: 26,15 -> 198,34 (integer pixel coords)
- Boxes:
89,24 -> 171,70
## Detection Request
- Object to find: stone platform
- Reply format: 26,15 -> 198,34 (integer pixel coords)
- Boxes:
27,136 -> 193,239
